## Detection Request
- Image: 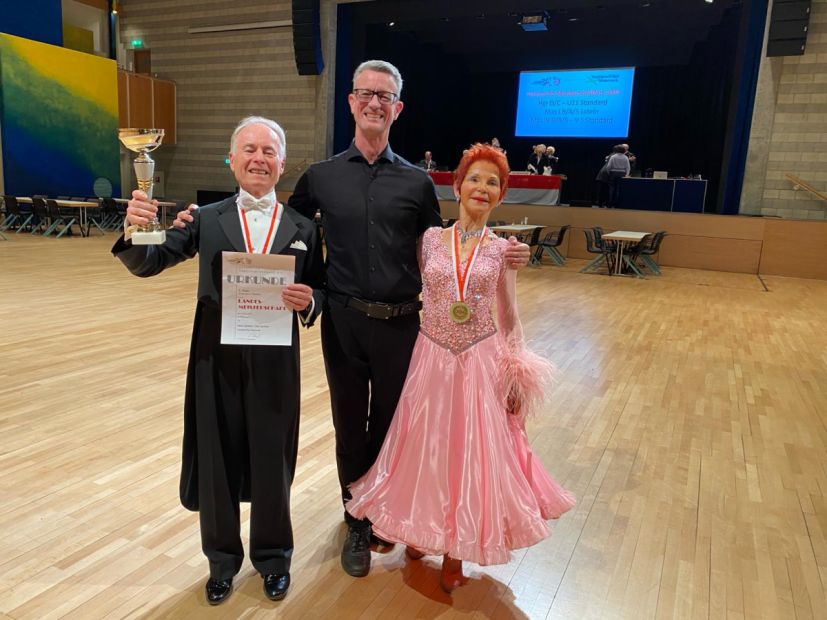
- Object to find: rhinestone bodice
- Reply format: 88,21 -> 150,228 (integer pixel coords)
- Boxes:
419,226 -> 506,354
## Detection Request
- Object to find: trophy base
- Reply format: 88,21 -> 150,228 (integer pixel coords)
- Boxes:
131,229 -> 166,245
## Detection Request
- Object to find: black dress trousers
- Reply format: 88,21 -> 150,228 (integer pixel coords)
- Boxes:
320,298 -> 420,525
193,306 -> 300,580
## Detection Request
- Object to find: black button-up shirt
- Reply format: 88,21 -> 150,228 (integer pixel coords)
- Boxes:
289,142 -> 442,303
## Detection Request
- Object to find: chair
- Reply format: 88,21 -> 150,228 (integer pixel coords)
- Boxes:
635,231 -> 667,275
83,197 -> 106,236
98,197 -> 121,230
619,235 -> 648,278
593,226 -> 645,277
30,197 -> 50,234
3,196 -> 29,232
591,226 -> 617,253
580,229 -> 614,274
534,225 -> 570,266
524,226 -> 545,266
1,196 -> 34,233
44,199 -> 78,238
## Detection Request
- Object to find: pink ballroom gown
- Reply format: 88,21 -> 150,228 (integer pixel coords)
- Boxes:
346,226 -> 575,566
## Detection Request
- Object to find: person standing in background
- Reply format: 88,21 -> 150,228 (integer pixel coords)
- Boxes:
544,145 -> 559,174
527,144 -> 547,174
606,144 -> 630,207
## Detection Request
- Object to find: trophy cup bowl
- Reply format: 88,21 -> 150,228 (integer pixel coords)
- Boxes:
118,128 -> 166,245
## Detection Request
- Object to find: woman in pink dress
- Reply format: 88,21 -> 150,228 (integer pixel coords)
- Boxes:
346,144 -> 575,592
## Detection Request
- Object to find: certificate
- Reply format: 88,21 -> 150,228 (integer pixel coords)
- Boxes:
221,252 -> 296,346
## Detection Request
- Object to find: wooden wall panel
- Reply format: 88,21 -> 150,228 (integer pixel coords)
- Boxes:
152,79 -> 176,144
117,70 -> 128,128
760,219 -> 827,280
658,235 -> 762,273
119,0 -> 315,202
127,73 -> 153,129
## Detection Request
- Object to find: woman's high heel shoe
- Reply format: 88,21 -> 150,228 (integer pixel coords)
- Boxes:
440,555 -> 465,593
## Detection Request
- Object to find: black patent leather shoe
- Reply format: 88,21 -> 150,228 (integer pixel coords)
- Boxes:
205,577 -> 233,605
263,572 -> 290,601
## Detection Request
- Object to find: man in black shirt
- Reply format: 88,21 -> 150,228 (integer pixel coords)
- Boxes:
288,61 -> 439,578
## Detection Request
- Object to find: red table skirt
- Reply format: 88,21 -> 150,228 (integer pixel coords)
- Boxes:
429,171 -> 562,190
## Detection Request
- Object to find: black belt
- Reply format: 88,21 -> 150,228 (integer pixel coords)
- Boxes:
328,292 -> 421,320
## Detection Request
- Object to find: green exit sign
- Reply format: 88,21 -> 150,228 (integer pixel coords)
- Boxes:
225,157 -> 230,165
131,39 -> 143,48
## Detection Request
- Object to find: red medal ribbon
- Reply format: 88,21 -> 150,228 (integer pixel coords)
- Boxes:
240,202 -> 280,254
452,223 -> 487,302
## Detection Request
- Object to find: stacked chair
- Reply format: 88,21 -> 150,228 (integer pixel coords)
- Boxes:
580,228 -> 615,274
30,197 -> 50,234
1,195 -> 34,233
533,225 -> 569,266
628,231 -> 667,275
43,198 -> 78,238
98,197 -> 122,230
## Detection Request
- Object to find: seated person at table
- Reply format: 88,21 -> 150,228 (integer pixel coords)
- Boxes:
417,150 -> 437,171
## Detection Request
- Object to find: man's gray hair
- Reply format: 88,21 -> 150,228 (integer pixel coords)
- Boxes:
230,116 -> 286,160
353,60 -> 404,97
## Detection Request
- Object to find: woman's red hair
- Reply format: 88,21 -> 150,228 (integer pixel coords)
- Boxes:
453,143 -> 510,201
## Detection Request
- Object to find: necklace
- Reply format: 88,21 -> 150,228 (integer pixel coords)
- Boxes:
456,223 -> 485,245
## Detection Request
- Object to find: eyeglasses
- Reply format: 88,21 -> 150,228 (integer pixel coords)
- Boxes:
352,89 -> 399,104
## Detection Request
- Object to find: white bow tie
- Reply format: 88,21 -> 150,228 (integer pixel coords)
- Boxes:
239,194 -> 274,212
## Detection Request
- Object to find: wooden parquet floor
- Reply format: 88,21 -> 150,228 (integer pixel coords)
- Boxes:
0,234 -> 825,619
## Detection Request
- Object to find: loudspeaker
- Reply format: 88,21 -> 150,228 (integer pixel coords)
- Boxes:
292,0 -> 324,75
767,0 -> 810,57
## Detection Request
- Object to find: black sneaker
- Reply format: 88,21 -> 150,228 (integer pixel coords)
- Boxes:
341,524 -> 371,577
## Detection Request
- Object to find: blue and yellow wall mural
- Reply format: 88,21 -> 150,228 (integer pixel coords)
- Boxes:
0,33 -> 120,197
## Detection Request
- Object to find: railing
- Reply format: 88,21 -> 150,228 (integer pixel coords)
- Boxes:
785,172 -> 827,202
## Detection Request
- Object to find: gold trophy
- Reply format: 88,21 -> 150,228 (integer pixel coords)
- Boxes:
118,128 -> 165,244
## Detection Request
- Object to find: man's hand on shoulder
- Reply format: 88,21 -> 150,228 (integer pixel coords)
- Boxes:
172,204 -> 199,229
505,236 -> 531,270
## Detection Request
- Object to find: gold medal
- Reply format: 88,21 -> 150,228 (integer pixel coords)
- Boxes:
450,301 -> 471,323
450,222 -> 487,326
